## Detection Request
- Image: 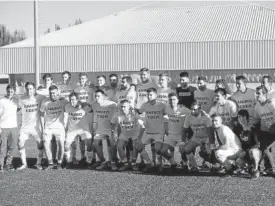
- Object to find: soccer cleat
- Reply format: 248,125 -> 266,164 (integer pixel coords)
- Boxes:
72,158 -> 78,165
157,165 -> 165,173
44,164 -> 56,170
33,164 -> 43,170
4,164 -> 15,171
79,158 -> 88,166
251,170 -> 260,180
142,164 -> 153,173
96,162 -> 108,170
189,167 -> 199,173
110,162 -> 118,171
65,162 -> 74,169
132,164 -> 140,172
16,164 -> 28,171
119,163 -> 130,171
55,163 -> 62,170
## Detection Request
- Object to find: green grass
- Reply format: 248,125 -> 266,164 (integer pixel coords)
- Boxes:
1,140 -> 275,206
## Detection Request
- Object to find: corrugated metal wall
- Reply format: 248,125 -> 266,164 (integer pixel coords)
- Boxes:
1,40 -> 275,74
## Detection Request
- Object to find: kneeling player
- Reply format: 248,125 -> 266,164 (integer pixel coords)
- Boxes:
161,93 -> 190,168
179,101 -> 212,172
17,82 -> 46,170
111,100 -> 145,171
64,92 -> 93,169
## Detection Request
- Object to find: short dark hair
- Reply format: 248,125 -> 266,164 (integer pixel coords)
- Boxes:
198,76 -> 207,82
211,113 -> 222,119
262,75 -> 272,83
25,82 -> 35,89
49,85 -> 58,91
95,89 -> 105,95
147,87 -> 157,94
238,109 -> 249,121
168,92 -> 178,99
6,84 -> 16,91
140,67 -> 150,73
97,75 -> 106,80
120,99 -> 130,105
42,73 -> 53,81
236,75 -> 247,83
191,100 -> 201,109
214,88 -> 227,96
179,72 -> 189,78
62,71 -> 71,78
256,85 -> 268,94
79,72 -> 88,78
69,92 -> 79,99
215,79 -> 232,95
159,73 -> 169,78
109,74 -> 118,79
122,76 -> 132,84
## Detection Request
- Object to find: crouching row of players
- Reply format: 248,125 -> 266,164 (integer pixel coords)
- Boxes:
16,84 -> 268,180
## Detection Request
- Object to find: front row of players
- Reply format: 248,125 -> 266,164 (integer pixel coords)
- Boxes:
12,83 -> 275,179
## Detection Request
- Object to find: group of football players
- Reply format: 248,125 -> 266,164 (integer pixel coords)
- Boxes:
0,68 -> 275,180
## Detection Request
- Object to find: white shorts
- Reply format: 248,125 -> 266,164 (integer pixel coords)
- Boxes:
142,133 -> 164,145
43,127 -> 66,142
19,127 -> 42,143
190,137 -> 209,145
66,129 -> 92,143
94,131 -> 112,140
215,148 -> 242,163
163,134 -> 181,147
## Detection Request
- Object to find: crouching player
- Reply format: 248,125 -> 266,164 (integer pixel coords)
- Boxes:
111,99 -> 145,171
17,82 -> 46,170
40,85 -> 68,170
161,92 -> 190,169
63,92 -> 93,169
179,101 -> 212,172
233,109 -> 261,179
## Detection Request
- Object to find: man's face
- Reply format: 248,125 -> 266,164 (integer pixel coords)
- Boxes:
238,114 -> 248,126
169,96 -> 178,107
147,91 -> 157,101
97,77 -> 105,87
95,92 -> 104,102
261,78 -> 271,90
140,71 -> 150,82
109,76 -> 118,87
26,85 -> 35,97
70,95 -> 78,107
215,92 -> 225,103
212,116 -> 222,128
215,83 -> 223,89
62,73 -> 70,84
44,77 -> 53,87
197,80 -> 206,90
256,89 -> 266,103
49,89 -> 58,101
180,76 -> 189,87
236,79 -> 246,91
121,102 -> 130,114
159,76 -> 168,87
6,88 -> 15,98
191,104 -> 200,116
79,75 -> 87,86
121,78 -> 129,89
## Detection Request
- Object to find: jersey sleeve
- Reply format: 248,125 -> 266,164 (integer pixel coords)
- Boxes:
110,113 -> 118,125
139,103 -> 146,114
208,105 -> 216,117
205,115 -> 212,127
183,115 -> 191,129
229,100 -> 238,117
40,101 -> 46,113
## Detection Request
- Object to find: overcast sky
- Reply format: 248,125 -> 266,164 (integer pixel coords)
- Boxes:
0,1 -> 275,37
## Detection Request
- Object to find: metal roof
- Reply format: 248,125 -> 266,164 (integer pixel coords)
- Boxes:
2,4 -> 275,48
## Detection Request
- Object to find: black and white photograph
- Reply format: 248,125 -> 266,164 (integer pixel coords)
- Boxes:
0,0 -> 275,205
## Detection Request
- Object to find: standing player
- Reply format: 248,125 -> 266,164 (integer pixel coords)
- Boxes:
136,88 -> 166,172
157,73 -> 176,104
63,92 -> 93,169
161,92 -> 190,167
230,75 -> 256,120
40,85 -> 68,169
91,89 -> 118,171
37,73 -> 54,97
261,75 -> 275,100
58,71 -> 75,101
107,74 -> 119,102
115,76 -> 136,107
17,82 -> 46,170
111,99 -> 144,171
194,76 -> 215,113
176,72 -> 197,109
209,88 -> 238,129
0,84 -> 19,172
180,101 -> 212,171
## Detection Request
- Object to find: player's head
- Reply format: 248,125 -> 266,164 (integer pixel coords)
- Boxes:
197,76 -> 207,90
69,92 -> 79,107
109,74 -> 118,88
168,92 -> 179,107
147,87 -> 157,101
97,75 -> 106,87
261,75 -> 272,90
121,76 -> 132,89
49,85 -> 59,101
214,88 -> 227,103
79,73 -> 88,86
159,73 -> 169,88
211,114 -> 223,128
256,85 -> 268,104
236,75 -> 247,91
215,79 -> 232,95
95,89 -> 105,102
61,71 -> 71,84
179,71 -> 189,87
42,73 -> 53,87
190,100 -> 201,117
120,99 -> 131,114
237,109 -> 249,126
25,82 -> 36,97
140,67 -> 150,82
6,84 -> 16,98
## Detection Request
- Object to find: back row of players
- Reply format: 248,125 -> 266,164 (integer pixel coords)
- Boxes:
1,68 -> 275,179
